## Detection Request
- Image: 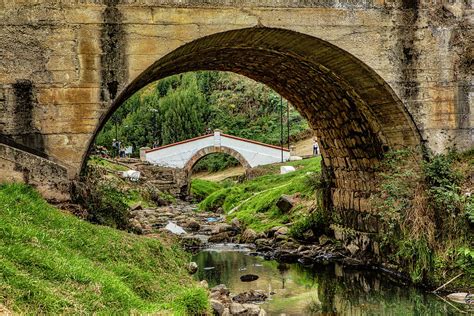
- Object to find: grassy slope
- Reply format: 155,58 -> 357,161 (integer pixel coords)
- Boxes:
198,157 -> 322,232
0,184 -> 208,314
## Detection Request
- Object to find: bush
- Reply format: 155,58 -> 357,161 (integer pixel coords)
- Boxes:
396,238 -> 433,284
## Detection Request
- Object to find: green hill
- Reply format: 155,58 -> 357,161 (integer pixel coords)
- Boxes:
0,183 -> 208,314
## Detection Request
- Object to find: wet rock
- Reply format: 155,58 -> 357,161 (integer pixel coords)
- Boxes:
233,290 -> 268,303
240,228 -> 258,243
240,274 -> 259,282
186,262 -> 198,274
276,195 -> 294,213
209,232 -> 231,243
211,299 -> 225,315
274,250 -> 299,263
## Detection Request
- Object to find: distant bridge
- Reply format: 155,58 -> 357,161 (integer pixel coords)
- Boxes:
143,130 -> 290,172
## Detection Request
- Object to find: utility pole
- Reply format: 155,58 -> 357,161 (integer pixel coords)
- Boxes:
287,100 -> 290,150
280,95 -> 283,163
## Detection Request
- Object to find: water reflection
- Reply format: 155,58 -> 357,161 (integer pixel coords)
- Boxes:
193,247 -> 472,315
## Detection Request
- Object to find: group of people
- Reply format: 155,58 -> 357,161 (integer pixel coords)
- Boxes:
112,139 -> 132,158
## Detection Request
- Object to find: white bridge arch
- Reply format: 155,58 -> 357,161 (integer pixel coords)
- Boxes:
143,130 -> 290,171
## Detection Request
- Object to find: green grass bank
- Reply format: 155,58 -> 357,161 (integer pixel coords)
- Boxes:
195,157 -> 322,232
0,183 -> 208,314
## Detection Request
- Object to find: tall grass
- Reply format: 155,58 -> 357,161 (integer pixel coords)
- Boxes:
0,183 -> 208,314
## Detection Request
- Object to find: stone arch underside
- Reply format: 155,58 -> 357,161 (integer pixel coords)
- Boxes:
183,146 -> 252,175
91,27 -> 423,233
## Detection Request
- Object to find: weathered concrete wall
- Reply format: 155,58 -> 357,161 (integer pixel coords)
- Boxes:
0,143 -> 70,201
0,1 -> 471,226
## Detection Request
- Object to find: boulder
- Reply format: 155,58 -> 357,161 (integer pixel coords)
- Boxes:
211,284 -> 230,296
229,303 -> 246,315
240,228 -> 258,243
276,195 -> 294,213
232,290 -> 268,303
184,219 -> 200,232
240,274 -> 259,282
209,232 -> 231,243
211,299 -> 225,315
186,262 -> 198,274
243,304 -> 261,315
199,280 -> 208,289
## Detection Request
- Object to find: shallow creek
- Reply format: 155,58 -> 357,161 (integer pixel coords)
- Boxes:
192,244 -> 472,315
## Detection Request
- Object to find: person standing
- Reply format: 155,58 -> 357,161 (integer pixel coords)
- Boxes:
313,138 -> 319,156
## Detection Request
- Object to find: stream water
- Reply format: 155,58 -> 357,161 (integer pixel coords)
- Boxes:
193,244 -> 472,315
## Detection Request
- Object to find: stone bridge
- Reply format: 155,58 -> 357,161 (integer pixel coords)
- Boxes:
143,130 -> 290,172
0,1 -> 472,233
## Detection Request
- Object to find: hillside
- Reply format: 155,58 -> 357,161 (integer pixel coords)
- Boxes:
194,157 -> 323,232
0,184 -> 208,314
95,71 -> 310,172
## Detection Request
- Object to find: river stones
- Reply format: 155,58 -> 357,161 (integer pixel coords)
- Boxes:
232,290 -> 267,303
240,274 -> 259,282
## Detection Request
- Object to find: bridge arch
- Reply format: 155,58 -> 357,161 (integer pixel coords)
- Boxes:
88,26 -> 423,227
183,146 -> 251,174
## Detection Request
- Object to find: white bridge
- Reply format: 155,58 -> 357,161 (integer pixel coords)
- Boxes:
143,130 -> 290,171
